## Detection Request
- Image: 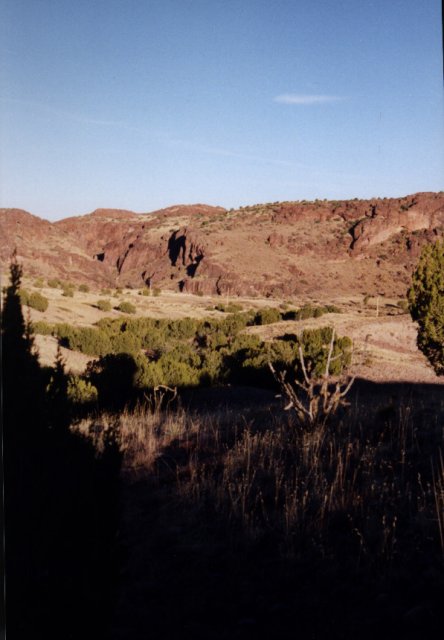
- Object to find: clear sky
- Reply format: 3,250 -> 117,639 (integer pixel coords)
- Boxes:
0,0 -> 443,221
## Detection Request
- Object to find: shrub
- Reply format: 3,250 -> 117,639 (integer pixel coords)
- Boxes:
32,321 -> 54,335
97,299 -> 112,312
153,288 -> 161,297
101,288 -> 112,296
67,375 -> 98,405
254,307 -> 282,325
47,278 -> 61,288
28,292 -> 49,312
79,284 -> 90,293
215,302 -> 243,313
408,240 -> 444,375
33,278 -> 45,288
19,288 -> 29,306
19,289 -> 49,312
58,326 -> 112,357
140,288 -> 150,296
117,301 -> 137,315
324,304 -> 341,314
110,331 -> 141,355
62,285 -> 75,297
297,327 -> 352,378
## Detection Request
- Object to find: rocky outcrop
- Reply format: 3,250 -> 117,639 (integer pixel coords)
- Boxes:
1,194 -> 443,298
349,193 -> 444,252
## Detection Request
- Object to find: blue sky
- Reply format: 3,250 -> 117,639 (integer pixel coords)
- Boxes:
0,0 -> 442,220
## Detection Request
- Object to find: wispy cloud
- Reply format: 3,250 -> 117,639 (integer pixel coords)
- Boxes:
274,94 -> 345,105
0,97 -> 124,127
165,137 -> 310,170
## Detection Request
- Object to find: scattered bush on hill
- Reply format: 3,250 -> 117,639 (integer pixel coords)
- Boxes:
62,284 -> 75,297
117,301 -> 137,314
57,325 -> 112,357
79,284 -> 90,293
97,299 -> 112,312
47,278 -> 62,288
215,302 -> 243,313
253,307 -> 282,325
28,292 -> 49,312
19,288 -> 49,312
32,320 -> 54,335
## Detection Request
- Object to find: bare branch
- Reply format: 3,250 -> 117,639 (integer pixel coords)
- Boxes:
324,328 -> 336,377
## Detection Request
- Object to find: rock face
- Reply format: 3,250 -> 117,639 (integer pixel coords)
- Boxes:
1,193 -> 443,298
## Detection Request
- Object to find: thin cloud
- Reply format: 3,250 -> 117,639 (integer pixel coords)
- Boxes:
166,137 -> 309,170
274,94 -> 345,105
0,97 -> 124,127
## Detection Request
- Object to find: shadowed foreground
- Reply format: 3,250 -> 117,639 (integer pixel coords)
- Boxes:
75,381 -> 444,640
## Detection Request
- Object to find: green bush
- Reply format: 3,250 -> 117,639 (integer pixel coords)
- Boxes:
97,299 -> 112,312
117,301 -> 137,315
58,326 -> 112,357
254,307 -> 282,325
215,302 -> 243,313
32,320 -> 54,335
28,291 -> 49,312
67,375 -> 98,404
47,278 -> 62,288
19,289 -> 49,312
62,285 -> 75,297
324,304 -> 341,314
408,240 -> 444,375
19,288 -> 29,306
110,331 -> 141,355
296,327 -> 352,378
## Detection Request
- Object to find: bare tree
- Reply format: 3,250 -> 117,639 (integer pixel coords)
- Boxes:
269,329 -> 354,428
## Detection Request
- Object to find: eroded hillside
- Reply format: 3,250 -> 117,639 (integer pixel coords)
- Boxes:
1,192 -> 443,298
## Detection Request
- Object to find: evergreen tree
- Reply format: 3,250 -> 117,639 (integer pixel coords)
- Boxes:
2,252 -> 45,435
408,240 -> 444,375
2,255 -> 122,639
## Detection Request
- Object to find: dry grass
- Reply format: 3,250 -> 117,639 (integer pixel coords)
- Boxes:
76,395 -> 444,564
71,385 -> 444,638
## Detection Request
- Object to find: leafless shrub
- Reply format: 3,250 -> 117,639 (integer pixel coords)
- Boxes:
269,329 -> 354,428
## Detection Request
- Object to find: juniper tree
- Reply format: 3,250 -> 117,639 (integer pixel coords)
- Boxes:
408,240 -> 444,375
1,252 -> 45,437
